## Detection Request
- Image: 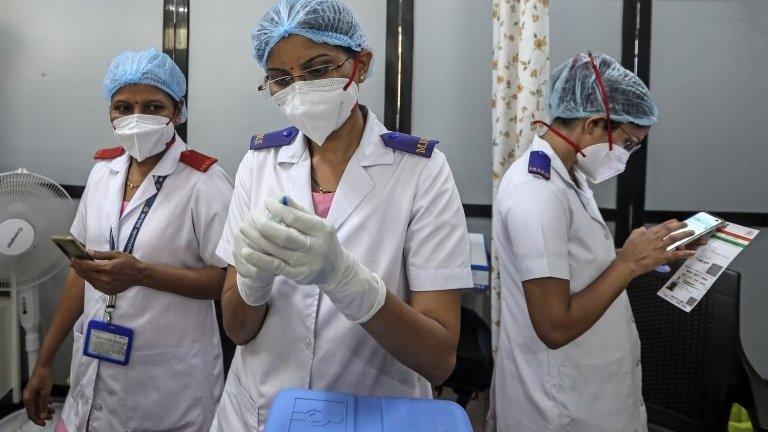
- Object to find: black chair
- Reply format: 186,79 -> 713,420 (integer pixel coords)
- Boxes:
627,265 -> 742,432
735,343 -> 768,431
439,306 -> 493,408
215,300 -> 237,375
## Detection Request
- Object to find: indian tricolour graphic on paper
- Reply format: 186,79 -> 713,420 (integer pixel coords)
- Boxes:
658,223 -> 759,312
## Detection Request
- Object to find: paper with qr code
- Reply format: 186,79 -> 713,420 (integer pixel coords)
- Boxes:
658,223 -> 759,312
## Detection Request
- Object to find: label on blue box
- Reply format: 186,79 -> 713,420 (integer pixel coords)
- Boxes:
83,320 -> 134,366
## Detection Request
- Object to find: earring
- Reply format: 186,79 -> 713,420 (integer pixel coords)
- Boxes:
359,74 -> 366,82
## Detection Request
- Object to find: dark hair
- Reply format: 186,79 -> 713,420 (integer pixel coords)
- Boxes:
334,46 -> 361,63
553,116 -> 642,130
111,86 -> 179,106
157,88 -> 183,116
552,117 -> 580,128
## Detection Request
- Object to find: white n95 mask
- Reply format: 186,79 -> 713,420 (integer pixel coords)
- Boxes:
577,142 -> 631,183
112,114 -> 175,162
271,78 -> 359,146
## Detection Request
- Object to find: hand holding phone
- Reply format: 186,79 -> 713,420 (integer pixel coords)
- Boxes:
51,235 -> 93,260
665,212 -> 726,251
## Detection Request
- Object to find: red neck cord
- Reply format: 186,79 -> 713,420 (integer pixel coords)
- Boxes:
531,120 -> 586,157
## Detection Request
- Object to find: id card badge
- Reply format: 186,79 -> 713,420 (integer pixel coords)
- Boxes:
83,320 -> 134,366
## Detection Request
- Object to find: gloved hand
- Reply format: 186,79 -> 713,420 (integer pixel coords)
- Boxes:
233,213 -> 277,306
239,197 -> 387,323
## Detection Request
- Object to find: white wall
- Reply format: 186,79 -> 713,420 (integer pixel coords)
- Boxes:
647,0 -> 768,213
186,0 -> 387,177
649,0 -> 768,377
0,0 -> 164,185
550,0 -> 623,209
411,0 -> 494,206
409,0 -> 624,208
0,0 -> 163,384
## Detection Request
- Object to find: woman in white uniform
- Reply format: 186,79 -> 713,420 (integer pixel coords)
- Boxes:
492,53 -> 699,432
211,0 -> 473,429
22,49 -> 232,431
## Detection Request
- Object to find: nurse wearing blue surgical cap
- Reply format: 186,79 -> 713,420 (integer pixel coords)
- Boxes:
491,53 -> 700,432
211,0 -> 472,430
22,48 -> 233,431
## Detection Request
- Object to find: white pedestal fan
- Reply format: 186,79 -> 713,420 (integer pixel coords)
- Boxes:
0,169 -> 75,430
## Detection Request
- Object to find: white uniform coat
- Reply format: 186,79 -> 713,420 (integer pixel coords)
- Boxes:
492,135 -> 646,432
210,111 -> 473,431
61,137 -> 232,431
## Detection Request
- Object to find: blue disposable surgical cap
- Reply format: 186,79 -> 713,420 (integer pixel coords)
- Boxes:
252,0 -> 369,69
103,48 -> 187,123
549,53 -> 658,127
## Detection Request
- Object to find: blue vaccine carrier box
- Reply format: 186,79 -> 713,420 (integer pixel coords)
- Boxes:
265,389 -> 473,432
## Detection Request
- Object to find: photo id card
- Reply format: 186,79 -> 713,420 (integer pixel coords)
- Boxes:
83,320 -> 134,366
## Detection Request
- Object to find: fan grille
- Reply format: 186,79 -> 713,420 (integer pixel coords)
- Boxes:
0,170 -> 76,289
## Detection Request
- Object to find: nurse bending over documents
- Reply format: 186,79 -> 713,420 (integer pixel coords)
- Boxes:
492,52 -> 705,432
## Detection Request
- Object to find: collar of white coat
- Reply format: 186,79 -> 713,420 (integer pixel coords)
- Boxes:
107,134 -> 185,178
529,134 -> 590,191
276,109 -> 395,167
531,134 -> 608,228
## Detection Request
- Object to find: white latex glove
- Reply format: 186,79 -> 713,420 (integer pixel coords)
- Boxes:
233,213 -> 276,306
239,197 -> 387,323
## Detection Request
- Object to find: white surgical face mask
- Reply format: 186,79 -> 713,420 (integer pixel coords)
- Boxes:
577,142 -> 631,183
271,78 -> 359,146
112,114 -> 175,162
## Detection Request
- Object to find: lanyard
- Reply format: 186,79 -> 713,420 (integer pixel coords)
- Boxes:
105,175 -> 167,323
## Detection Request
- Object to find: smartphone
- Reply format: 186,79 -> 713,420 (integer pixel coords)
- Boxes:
666,212 -> 726,251
51,235 -> 93,260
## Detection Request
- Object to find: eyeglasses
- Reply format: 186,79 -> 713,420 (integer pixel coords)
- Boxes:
616,123 -> 643,154
258,56 -> 353,95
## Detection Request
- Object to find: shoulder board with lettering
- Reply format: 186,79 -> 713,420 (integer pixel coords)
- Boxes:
93,146 -> 125,160
528,150 -> 551,180
180,149 -> 218,172
380,132 -> 438,158
250,127 -> 299,150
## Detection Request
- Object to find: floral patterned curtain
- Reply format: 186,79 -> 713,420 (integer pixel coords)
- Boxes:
490,0 -> 550,355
